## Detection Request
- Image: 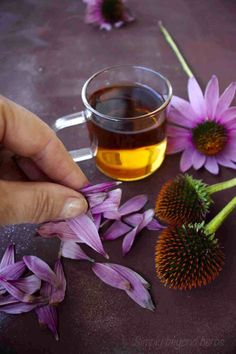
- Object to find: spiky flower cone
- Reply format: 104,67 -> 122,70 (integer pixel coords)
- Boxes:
155,174 -> 236,226
155,224 -> 225,290
155,196 -> 236,290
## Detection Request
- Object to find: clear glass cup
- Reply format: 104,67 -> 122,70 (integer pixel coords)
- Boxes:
53,65 -> 172,181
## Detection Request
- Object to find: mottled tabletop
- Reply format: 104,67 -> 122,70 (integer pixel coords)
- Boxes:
0,0 -> 236,353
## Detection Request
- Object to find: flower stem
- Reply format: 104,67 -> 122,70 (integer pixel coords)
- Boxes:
158,21 -> 194,79
206,178 -> 236,195
205,196 -> 236,235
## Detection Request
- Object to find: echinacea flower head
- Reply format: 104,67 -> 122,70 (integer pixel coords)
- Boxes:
167,75 -> 236,174
83,0 -> 134,31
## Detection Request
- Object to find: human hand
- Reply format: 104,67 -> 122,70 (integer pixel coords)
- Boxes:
0,96 -> 88,225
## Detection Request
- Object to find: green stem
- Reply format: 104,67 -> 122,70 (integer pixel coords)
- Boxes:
205,196 -> 236,235
207,178 -> 236,195
158,21 -> 194,79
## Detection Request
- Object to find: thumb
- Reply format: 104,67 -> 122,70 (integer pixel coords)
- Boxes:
0,180 -> 88,225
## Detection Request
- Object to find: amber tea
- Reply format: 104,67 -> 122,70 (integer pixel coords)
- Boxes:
87,84 -> 167,180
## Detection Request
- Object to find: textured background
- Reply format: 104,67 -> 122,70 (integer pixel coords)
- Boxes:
0,0 -> 236,353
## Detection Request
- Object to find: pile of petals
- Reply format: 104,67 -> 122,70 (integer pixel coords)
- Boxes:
83,0 -> 135,31
167,75 -> 236,175
1,182 -> 164,340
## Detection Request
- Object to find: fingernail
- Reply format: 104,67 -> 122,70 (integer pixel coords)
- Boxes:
60,197 -> 88,219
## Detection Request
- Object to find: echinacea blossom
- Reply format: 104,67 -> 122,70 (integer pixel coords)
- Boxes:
167,75 -> 236,174
83,0 -> 134,31
92,263 -> 154,310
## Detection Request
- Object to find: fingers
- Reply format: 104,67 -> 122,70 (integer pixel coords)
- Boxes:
0,180 -> 88,225
0,96 -> 88,190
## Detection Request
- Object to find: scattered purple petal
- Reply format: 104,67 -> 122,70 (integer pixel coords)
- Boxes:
80,181 -> 121,195
0,261 -> 26,280
0,302 -> 40,314
93,214 -> 102,230
60,241 -> 94,262
0,244 -> 15,268
122,226 -> 139,256
68,214 -> 109,259
119,195 -> 148,216
146,218 -> 166,231
50,259 -> 66,305
91,189 -> 122,214
102,221 -> 132,241
0,277 -> 35,303
36,305 -> 59,341
9,275 -> 41,294
23,256 -> 59,288
92,263 -> 131,290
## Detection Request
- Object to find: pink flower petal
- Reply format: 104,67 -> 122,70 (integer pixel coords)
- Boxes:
167,108 -> 196,128
166,136 -> 190,154
107,264 -> 154,311
216,154 -> 236,169
205,157 -> 219,175
0,302 -> 39,314
180,147 -> 194,172
23,256 -> 59,287
0,295 -> 18,306
146,219 -> 166,231
36,305 -> 59,341
60,241 -> 94,262
166,124 -> 191,137
0,277 -> 35,303
92,263 -> 131,290
80,181 -> 121,195
87,192 -> 107,208
91,189 -> 122,214
93,213 -> 102,229
123,213 -> 143,227
68,214 -> 109,258
188,77 -> 206,117
192,150 -> 206,170
170,96 -> 198,119
204,75 -> 219,119
219,107 -> 236,123
9,275 -> 41,295
102,221 -> 131,241
0,244 -> 15,268
50,260 -> 66,305
215,82 -> 236,118
122,226 -> 138,255
119,195 -> 148,216
38,221 -> 81,242
102,210 -> 120,220
0,261 -> 26,280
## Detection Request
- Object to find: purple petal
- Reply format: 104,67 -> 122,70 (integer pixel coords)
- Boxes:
146,218 -> 166,231
192,150 -> 206,170
204,75 -> 219,119
119,195 -> 148,216
93,213 -> 102,229
80,181 -> 121,195
10,275 -> 41,294
215,82 -> 236,118
0,244 -> 15,269
167,124 -> 191,137
50,260 -> 66,305
167,107 -> 196,128
180,147 -> 194,172
87,192 -> 107,208
102,210 -> 121,220
123,213 -> 143,227
102,221 -> 132,241
0,302 -> 39,314
0,277 -> 35,303
107,264 -> 154,311
91,189 -> 122,214
204,157 -> 219,175
166,137 -> 190,154
0,261 -> 26,280
60,241 -> 94,262
68,214 -> 109,258
38,221 -> 81,242
169,96 -> 198,119
219,107 -> 236,123
216,154 -> 236,169
36,305 -> 59,341
139,209 -> 155,230
0,295 -> 18,306
92,263 -> 131,290
188,77 -> 206,117
23,256 -> 59,287
122,226 -> 138,256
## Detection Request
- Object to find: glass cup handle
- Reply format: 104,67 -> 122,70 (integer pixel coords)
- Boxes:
52,111 -> 94,162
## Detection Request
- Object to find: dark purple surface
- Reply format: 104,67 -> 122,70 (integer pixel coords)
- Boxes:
0,0 -> 236,353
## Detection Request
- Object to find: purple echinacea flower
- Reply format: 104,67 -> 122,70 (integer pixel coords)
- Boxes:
83,0 -> 134,31
167,75 -> 236,174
